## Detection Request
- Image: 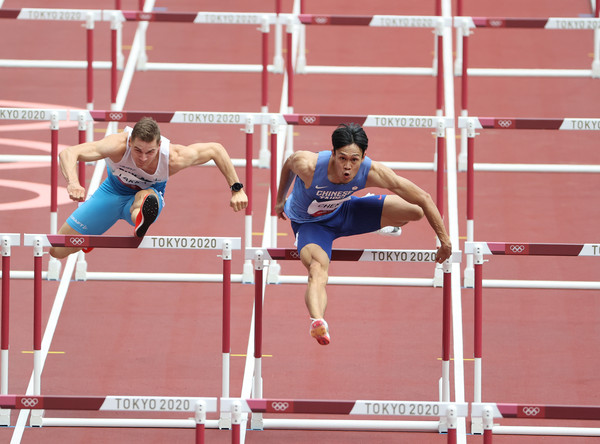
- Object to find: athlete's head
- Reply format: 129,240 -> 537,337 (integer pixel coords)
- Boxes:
329,123 -> 368,184
132,117 -> 161,145
130,117 -> 161,170
331,123 -> 368,155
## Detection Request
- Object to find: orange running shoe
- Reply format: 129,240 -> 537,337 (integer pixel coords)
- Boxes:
134,193 -> 159,238
310,319 -> 330,345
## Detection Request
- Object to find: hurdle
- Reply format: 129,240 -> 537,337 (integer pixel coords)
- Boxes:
222,397 -> 468,441
0,394 -> 216,443
459,116 -> 600,287
466,241 -> 600,436
286,14 -> 449,116
246,247 -> 461,431
22,233 -> 239,429
454,16 -> 600,170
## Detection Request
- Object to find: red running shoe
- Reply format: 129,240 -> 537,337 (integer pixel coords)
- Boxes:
310,319 -> 330,345
134,193 -> 159,238
82,247 -> 94,254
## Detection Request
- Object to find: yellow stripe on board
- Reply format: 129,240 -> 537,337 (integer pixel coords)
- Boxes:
437,357 -> 474,361
22,351 -> 65,354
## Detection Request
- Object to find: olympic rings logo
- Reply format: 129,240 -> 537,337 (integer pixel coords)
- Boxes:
521,406 -> 541,416
270,401 -> 290,412
497,119 -> 513,128
69,237 -> 85,246
109,112 -> 124,121
289,250 -> 300,259
301,116 -> 317,124
489,19 -> 504,27
509,244 -> 525,253
20,398 -> 39,408
314,16 -> 328,24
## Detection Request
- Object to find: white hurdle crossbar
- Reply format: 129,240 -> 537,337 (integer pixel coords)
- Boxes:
246,247 -> 461,430
223,397 -> 468,442
22,234 -> 239,429
466,241 -> 600,436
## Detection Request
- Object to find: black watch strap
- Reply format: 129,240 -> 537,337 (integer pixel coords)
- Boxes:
230,182 -> 244,192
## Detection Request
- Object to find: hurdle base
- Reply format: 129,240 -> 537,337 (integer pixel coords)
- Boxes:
218,412 -> 231,430
251,412 -> 264,430
463,267 -> 474,288
0,408 -> 10,426
242,262 -> 254,284
30,409 -> 45,427
266,262 -> 281,284
75,253 -> 88,281
258,145 -> 271,169
471,416 -> 483,435
47,257 -> 62,281
433,264 -> 443,287
592,60 -> 600,78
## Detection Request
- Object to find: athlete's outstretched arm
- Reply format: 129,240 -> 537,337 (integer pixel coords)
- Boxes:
367,160 -> 452,263
59,132 -> 126,202
169,142 -> 248,212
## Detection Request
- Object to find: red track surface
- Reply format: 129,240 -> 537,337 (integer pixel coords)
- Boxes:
1,1 -> 599,443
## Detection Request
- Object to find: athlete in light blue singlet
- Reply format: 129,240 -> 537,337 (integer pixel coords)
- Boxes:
50,117 -> 248,259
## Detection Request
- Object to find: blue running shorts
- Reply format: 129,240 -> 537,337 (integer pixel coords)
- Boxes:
66,180 -> 165,235
290,194 -> 386,259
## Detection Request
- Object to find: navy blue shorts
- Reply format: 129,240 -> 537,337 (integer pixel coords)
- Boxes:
291,194 -> 386,259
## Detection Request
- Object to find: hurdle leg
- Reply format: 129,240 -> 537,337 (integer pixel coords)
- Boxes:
242,120 -> 255,283
441,260 -> 452,403
231,400 -> 242,444
251,251 -> 264,430
195,401 -> 206,444
31,237 -> 45,426
219,240 -> 232,429
464,121 -> 477,287
472,245 -> 484,434
0,238 -> 11,425
482,405 -> 494,444
446,404 -> 457,444
258,17 -> 271,168
267,121 -> 281,283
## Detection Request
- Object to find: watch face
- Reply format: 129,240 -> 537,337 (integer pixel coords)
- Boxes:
231,182 -> 243,192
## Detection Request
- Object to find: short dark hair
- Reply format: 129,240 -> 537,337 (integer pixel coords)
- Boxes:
331,123 -> 368,154
131,117 -> 161,144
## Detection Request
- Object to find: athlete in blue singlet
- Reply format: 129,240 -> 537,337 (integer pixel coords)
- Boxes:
275,123 -> 452,345
50,117 -> 248,259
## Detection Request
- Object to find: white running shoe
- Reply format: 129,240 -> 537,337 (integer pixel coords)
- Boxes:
376,226 -> 402,237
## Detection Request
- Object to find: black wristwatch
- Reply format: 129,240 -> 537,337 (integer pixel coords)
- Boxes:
230,182 -> 244,192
